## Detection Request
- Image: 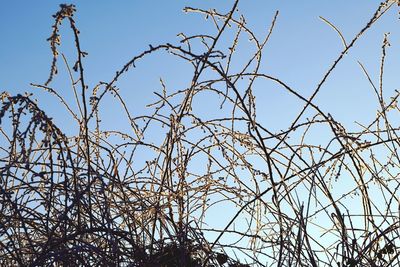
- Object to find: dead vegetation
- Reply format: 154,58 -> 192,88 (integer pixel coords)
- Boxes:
2,1 -> 400,266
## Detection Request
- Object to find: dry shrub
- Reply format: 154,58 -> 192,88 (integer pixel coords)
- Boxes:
1,1 -> 400,266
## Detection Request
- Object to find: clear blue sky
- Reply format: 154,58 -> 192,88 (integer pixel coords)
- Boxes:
2,1 -> 399,131
2,1 -> 400,264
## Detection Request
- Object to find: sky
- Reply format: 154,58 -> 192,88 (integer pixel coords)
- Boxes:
2,1 -> 400,265
2,1 -> 400,132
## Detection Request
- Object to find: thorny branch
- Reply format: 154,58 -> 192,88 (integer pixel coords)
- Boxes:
2,1 -> 400,266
